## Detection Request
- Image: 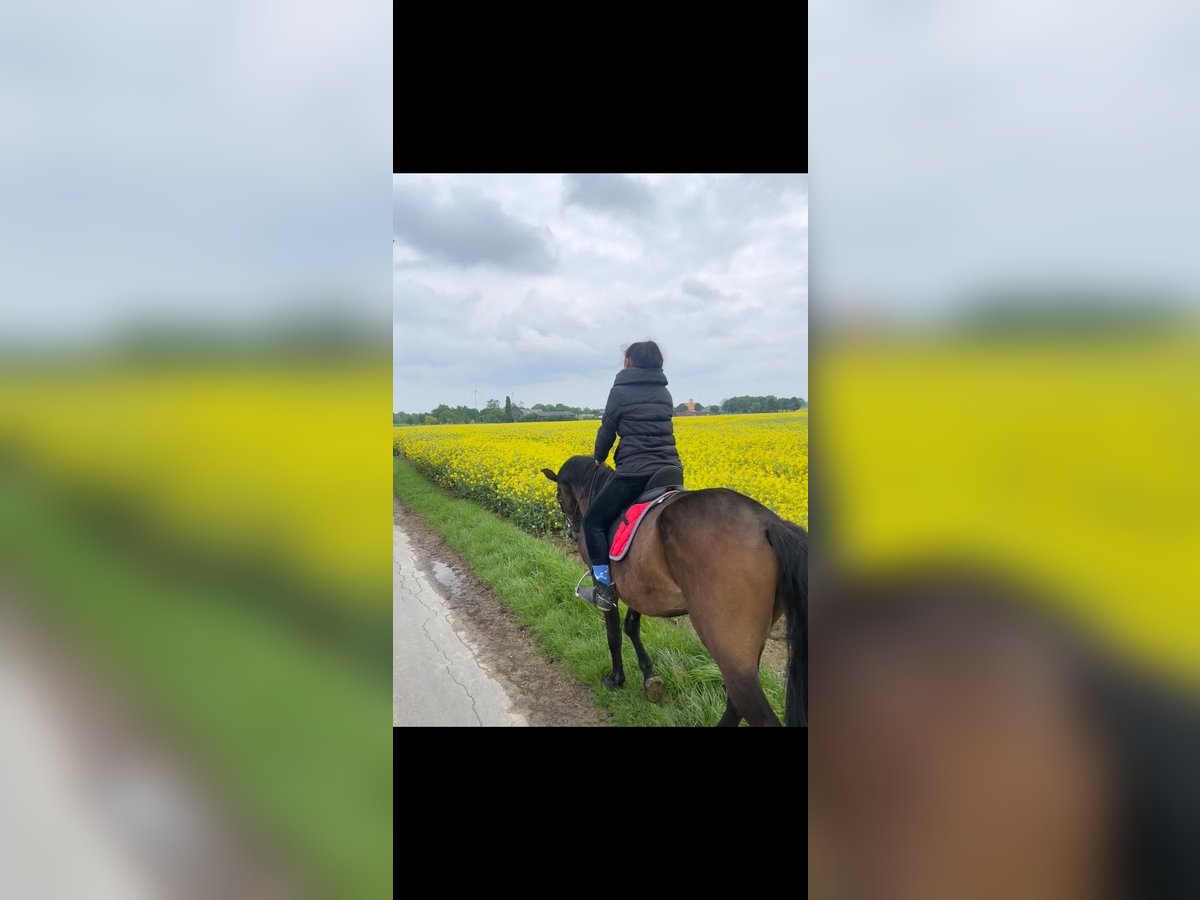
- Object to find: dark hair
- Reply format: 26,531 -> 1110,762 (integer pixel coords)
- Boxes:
624,340 -> 664,369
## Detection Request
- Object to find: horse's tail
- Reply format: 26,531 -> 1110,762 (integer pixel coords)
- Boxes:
766,519 -> 808,727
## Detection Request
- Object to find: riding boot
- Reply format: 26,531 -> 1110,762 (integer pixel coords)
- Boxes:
576,578 -> 617,611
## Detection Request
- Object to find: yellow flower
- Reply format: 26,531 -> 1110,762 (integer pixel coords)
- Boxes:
393,412 -> 808,532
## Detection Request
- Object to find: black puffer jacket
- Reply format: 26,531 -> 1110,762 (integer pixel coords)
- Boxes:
594,367 -> 683,475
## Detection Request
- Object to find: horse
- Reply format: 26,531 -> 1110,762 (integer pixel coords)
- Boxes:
541,455 -> 807,726
808,565 -> 1200,899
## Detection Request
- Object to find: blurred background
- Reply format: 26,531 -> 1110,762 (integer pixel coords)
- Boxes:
5,0 -> 1200,895
0,2 -> 390,898
810,2 -> 1199,897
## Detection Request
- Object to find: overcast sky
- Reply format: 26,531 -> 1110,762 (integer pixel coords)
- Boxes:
810,1 -> 1200,319
393,174 -> 807,412
0,1 -> 389,344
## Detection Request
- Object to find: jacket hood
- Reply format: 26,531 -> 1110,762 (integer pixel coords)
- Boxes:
614,367 -> 668,387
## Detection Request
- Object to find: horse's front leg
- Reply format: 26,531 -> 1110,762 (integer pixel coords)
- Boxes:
624,610 -> 664,702
601,606 -> 626,690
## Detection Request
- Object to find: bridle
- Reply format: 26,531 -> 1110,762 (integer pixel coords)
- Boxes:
556,465 -> 606,542
558,493 -> 582,542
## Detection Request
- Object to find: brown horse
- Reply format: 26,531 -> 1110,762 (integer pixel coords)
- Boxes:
541,456 -> 807,726
808,566 -> 1200,899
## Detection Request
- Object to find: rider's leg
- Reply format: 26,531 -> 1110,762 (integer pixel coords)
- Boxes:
578,474 -> 647,610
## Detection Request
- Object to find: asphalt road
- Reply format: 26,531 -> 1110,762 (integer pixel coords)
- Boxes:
392,517 -> 528,727
0,600 -> 297,900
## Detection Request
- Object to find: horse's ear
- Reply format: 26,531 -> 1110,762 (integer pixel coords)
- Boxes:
541,467 -> 558,482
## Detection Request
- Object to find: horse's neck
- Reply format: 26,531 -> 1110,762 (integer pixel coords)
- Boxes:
581,470 -> 611,514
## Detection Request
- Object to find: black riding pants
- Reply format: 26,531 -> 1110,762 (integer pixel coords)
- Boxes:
583,472 -> 652,567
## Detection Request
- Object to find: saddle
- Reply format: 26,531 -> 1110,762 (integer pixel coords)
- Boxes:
607,465 -> 686,561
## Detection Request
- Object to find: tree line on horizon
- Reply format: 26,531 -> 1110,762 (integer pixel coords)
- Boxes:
394,394 -> 806,426
392,396 -> 594,426
719,395 -> 807,414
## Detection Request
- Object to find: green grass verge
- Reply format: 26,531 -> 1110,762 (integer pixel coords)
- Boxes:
393,456 -> 787,725
0,471 -> 391,900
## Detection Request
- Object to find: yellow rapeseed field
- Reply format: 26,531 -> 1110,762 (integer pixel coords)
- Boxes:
393,412 -> 809,534
0,363 -> 388,606
819,332 -> 1200,685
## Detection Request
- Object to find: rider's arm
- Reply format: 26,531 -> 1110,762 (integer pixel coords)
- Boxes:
594,387 -> 620,464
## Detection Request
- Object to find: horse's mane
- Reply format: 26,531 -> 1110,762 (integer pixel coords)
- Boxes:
558,455 -> 613,496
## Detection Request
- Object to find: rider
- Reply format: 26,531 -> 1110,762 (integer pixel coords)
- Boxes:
576,340 -> 684,611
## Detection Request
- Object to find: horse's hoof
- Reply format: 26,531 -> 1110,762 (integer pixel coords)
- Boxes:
644,676 -> 665,703
602,673 -> 625,690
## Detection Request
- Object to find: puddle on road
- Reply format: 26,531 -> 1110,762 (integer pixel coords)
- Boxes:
430,561 -> 461,593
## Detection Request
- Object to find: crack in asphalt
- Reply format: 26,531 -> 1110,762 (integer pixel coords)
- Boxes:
394,531 -> 485,726
410,583 -> 483,726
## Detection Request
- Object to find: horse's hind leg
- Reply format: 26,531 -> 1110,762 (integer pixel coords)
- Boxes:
694,613 -> 778,725
723,668 -> 781,727
624,610 -> 664,703
712,647 -> 764,726
716,695 -> 741,727
601,606 -> 626,690
688,597 -> 779,725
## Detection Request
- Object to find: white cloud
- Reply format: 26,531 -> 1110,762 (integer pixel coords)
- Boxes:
393,174 -> 808,411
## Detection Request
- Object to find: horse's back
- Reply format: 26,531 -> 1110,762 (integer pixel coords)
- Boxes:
614,488 -> 784,630
611,496 -> 689,617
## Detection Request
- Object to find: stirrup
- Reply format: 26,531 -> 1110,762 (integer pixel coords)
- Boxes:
575,579 -> 616,611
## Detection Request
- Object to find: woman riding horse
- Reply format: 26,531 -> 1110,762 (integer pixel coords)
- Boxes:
577,340 -> 683,612
544,343 -> 806,725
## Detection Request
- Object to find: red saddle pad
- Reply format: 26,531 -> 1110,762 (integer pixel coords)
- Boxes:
609,491 -> 681,561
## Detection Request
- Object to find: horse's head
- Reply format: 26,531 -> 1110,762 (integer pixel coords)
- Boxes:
542,455 -> 610,541
541,464 -> 579,540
